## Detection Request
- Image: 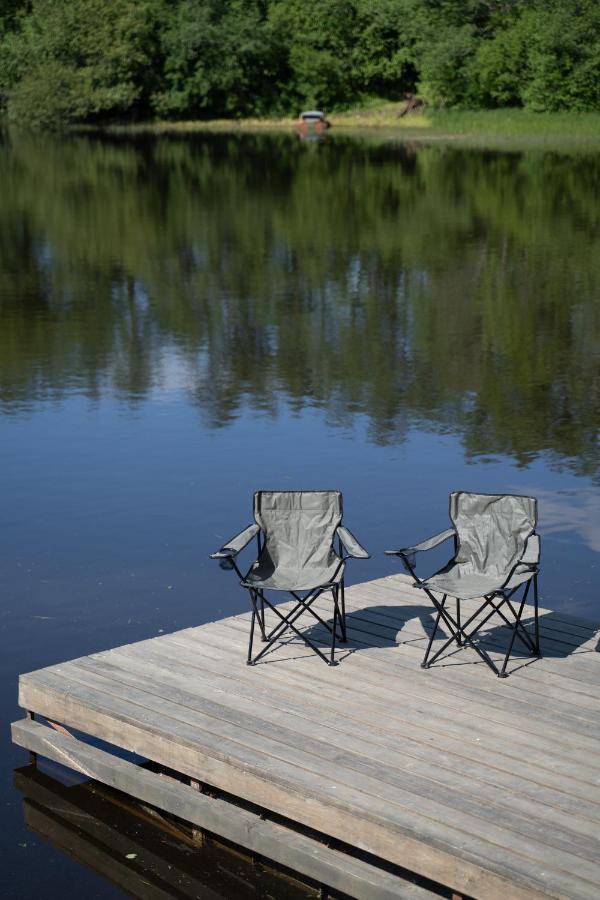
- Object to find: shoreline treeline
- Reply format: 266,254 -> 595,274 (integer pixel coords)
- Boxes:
0,0 -> 599,129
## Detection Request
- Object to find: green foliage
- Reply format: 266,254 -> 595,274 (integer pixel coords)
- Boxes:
417,23 -> 479,107
470,18 -> 528,107
156,1 -> 283,118
6,62 -> 80,131
0,0 -> 163,128
469,0 -> 600,111
351,0 -> 417,99
0,0 -> 599,127
0,0 -> 28,35
520,0 -> 600,112
268,0 -> 360,108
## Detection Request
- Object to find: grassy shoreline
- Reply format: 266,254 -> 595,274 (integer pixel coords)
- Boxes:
87,105 -> 600,149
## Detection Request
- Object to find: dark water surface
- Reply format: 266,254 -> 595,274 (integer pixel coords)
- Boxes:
1,130 -> 599,897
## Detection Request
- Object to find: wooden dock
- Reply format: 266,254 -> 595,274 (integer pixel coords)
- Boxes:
12,573 -> 600,900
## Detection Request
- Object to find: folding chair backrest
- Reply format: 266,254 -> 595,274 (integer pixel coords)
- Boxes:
253,491 -> 342,577
450,492 -> 537,579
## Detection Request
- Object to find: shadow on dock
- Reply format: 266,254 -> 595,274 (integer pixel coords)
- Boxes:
297,603 -> 600,670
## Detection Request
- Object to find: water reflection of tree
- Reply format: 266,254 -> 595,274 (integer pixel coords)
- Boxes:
0,132 -> 598,476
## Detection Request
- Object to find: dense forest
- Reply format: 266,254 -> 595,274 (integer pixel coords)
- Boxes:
0,1 -> 599,128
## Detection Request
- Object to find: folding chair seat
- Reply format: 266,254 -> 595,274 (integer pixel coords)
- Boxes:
386,491 -> 541,677
211,491 -> 369,666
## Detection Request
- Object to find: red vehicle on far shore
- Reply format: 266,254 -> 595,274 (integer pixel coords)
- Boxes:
295,110 -> 331,135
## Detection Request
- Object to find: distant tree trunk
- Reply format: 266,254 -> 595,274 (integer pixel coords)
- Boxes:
398,93 -> 424,117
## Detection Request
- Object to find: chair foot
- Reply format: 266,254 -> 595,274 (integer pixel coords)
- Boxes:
328,660 -> 339,667
497,672 -> 509,678
246,660 -> 255,666
420,662 -> 430,669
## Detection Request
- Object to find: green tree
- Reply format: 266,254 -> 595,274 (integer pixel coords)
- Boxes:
417,22 -> 479,106
269,0 -> 360,109
469,0 -> 600,111
155,0 -> 284,118
352,0 -> 417,99
1,0 -> 600,128
520,0 -> 600,112
0,0 -> 164,128
469,15 -> 529,107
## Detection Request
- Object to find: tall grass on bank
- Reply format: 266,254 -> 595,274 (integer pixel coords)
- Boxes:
87,105 -> 600,151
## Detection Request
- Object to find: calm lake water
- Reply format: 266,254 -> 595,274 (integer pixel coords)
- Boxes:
1,130 -> 599,897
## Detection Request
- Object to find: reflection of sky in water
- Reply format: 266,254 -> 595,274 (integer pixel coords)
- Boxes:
527,488 -> 600,553
2,389 -> 598,623
109,352 -> 600,591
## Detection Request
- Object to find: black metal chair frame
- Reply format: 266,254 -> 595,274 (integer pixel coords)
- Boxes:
387,527 -> 541,678
211,519 -> 369,667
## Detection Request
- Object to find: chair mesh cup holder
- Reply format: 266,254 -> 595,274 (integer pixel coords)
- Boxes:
211,491 -> 370,667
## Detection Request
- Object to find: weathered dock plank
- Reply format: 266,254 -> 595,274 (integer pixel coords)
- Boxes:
13,574 -> 600,900
13,720 -> 430,900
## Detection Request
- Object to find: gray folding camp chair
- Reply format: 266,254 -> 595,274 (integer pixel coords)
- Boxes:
386,491 -> 541,677
210,491 -> 369,666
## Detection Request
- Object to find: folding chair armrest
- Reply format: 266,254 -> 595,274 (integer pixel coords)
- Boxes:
337,526 -> 370,559
520,533 -> 540,567
501,535 -> 540,590
210,524 -> 260,559
385,527 -> 455,557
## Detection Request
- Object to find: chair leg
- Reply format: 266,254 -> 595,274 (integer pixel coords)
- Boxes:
246,585 -> 349,668
259,593 -> 267,641
422,595 -> 446,668
250,589 -> 267,641
247,600 -> 257,666
250,592 -> 333,666
270,589 -> 336,641
339,579 -> 347,643
491,594 -> 537,654
534,574 -> 541,656
456,598 -> 462,646
498,583 -> 530,678
330,587 -> 339,666
418,575 -> 540,678
425,594 -> 501,675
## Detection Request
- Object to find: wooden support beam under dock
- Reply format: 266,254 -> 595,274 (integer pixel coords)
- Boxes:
12,574 -> 600,900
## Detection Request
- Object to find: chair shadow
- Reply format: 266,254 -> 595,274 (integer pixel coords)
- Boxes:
260,603 -> 429,665
300,603 -> 442,664
298,601 -> 600,672
483,609 -> 600,674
